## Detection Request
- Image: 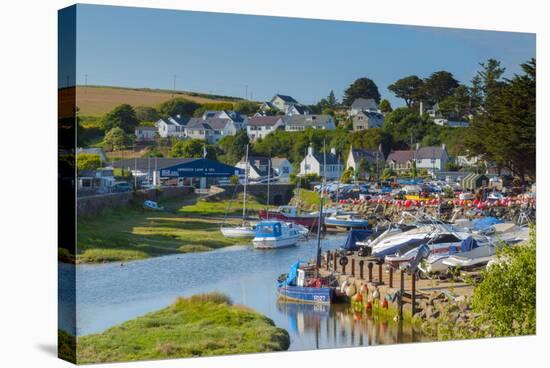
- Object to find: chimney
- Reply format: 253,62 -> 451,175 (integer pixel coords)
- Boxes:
416,143 -> 420,151
308,146 -> 314,156
419,101 -> 423,117
442,143 -> 446,151
330,147 -> 336,155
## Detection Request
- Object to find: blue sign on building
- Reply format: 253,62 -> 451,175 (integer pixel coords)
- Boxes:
159,158 -> 243,178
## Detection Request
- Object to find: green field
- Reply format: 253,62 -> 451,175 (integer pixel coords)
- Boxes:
76,195 -> 270,263
74,293 -> 290,364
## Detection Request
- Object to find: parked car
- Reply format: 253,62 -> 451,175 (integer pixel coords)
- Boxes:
112,181 -> 132,192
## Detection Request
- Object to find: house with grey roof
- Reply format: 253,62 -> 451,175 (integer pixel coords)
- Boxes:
386,150 -> 416,174
414,144 -> 449,172
135,125 -> 158,141
201,110 -> 248,129
284,115 -> 336,131
259,94 -> 302,115
346,146 -> 385,178
155,115 -> 189,138
352,110 -> 384,131
246,116 -> 285,141
299,146 -> 343,180
349,98 -> 379,116
271,157 -> 293,182
286,104 -> 311,116
184,117 -> 238,144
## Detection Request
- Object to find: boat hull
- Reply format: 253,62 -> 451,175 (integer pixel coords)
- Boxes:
277,284 -> 334,304
325,219 -> 369,228
253,234 -> 300,249
220,226 -> 256,238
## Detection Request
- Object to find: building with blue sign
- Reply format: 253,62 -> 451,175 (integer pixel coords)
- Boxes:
111,158 -> 243,188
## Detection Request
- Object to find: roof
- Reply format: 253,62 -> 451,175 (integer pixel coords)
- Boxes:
157,115 -> 190,126
416,146 -> 447,159
351,148 -> 383,161
202,110 -> 246,123
386,150 -> 415,164
273,94 -> 298,103
248,116 -> 282,127
286,115 -> 334,128
111,158 -> 198,171
307,152 -> 341,165
186,118 -> 232,130
351,98 -> 378,111
271,157 -> 290,166
239,156 -> 273,176
289,104 -> 311,114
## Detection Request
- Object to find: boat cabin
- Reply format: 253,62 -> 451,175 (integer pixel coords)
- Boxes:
256,221 -> 283,237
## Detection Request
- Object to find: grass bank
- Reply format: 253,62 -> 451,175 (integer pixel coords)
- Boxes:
291,189 -> 321,211
179,193 -> 270,216
76,194 -> 271,263
76,293 -> 289,364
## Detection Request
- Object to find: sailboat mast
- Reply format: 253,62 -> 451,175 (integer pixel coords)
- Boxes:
315,141 -> 327,274
243,144 -> 249,221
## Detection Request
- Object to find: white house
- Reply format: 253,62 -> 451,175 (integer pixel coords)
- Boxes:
299,146 -> 343,180
271,158 -> 293,182
246,116 -> 285,141
135,126 -> 158,141
77,168 -> 115,192
414,144 -> 449,172
155,115 -> 189,138
202,110 -> 248,130
286,104 -> 311,116
346,146 -> 385,177
259,94 -> 303,114
349,98 -> 379,116
285,115 -> 336,132
352,110 -> 384,131
185,118 -> 238,144
235,156 -> 272,180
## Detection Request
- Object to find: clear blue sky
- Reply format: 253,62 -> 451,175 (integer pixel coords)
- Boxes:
75,4 -> 535,107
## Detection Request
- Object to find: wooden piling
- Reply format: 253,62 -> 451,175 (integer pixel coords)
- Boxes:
389,267 -> 394,288
326,251 -> 331,270
351,259 -> 355,277
368,262 -> 373,282
411,272 -> 416,316
377,262 -> 383,284
399,269 -> 405,319
334,253 -> 338,272
359,260 -> 364,279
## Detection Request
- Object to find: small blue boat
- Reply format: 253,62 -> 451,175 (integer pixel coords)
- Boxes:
325,212 -> 369,229
277,261 -> 334,305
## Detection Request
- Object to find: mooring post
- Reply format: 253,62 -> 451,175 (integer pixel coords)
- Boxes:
334,253 -> 338,272
389,267 -> 394,288
411,272 -> 416,316
326,251 -> 331,270
368,262 -> 373,282
359,260 -> 364,279
399,269 -> 405,319
378,261 -> 383,284
351,259 -> 355,277
342,262 -> 346,275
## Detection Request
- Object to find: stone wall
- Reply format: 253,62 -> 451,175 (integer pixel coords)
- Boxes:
216,184 -> 295,205
77,186 -> 192,217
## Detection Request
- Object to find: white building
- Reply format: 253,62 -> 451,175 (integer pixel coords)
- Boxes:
135,126 -> 158,141
349,98 -> 379,116
271,158 -> 293,182
299,146 -> 343,180
284,115 -> 336,132
414,144 -> 449,172
246,116 -> 285,141
155,115 -> 189,138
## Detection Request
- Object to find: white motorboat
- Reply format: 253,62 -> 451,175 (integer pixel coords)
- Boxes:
252,221 -> 302,249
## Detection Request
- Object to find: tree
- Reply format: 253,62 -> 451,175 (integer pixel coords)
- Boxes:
340,168 -> 354,184
438,85 -> 471,120
467,59 -> 535,182
381,168 -> 396,180
388,76 -> 424,108
422,71 -> 459,104
103,127 -> 134,150
348,128 -> 392,157
343,77 -> 381,105
356,158 -> 370,180
171,139 -> 207,158
101,104 -> 139,133
134,106 -> 160,122
379,99 -> 392,113
233,101 -> 260,115
158,98 -> 200,118
327,90 -> 338,108
382,108 -> 431,149
77,153 -> 101,171
218,130 -> 250,164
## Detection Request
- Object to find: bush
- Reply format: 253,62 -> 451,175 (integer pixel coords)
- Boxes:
229,175 -> 240,185
77,153 -> 101,171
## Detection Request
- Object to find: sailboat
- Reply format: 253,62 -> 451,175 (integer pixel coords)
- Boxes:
220,145 -> 257,238
277,141 -> 336,304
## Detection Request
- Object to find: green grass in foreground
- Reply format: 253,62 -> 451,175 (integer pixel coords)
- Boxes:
76,293 -> 290,364
179,193 -> 270,216
77,200 -> 250,263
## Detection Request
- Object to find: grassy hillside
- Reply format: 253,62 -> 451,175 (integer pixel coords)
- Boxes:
76,293 -> 290,364
76,86 -> 245,116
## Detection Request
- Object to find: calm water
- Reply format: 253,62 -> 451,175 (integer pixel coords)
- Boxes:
59,234 -> 425,350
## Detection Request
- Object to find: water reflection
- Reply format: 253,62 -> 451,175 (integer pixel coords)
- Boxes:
276,301 -> 425,349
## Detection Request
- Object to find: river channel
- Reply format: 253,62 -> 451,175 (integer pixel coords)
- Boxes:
59,234 -> 427,350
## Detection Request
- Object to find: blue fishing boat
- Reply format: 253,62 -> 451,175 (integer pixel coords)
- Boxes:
277,262 -> 334,304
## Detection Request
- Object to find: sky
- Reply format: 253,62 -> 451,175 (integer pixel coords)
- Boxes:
73,4 -> 536,108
